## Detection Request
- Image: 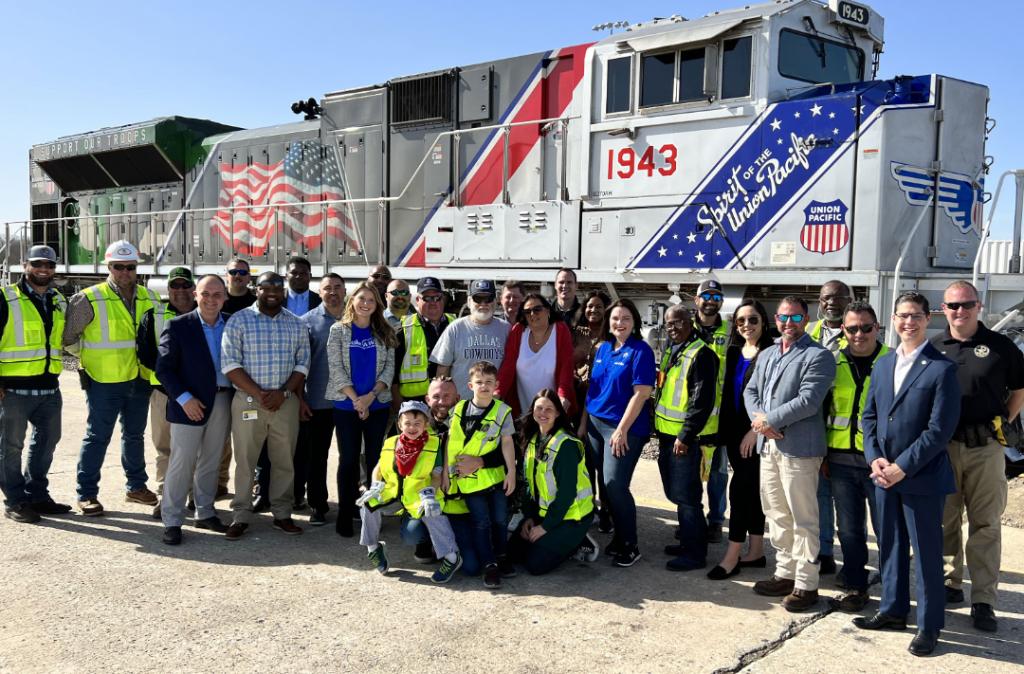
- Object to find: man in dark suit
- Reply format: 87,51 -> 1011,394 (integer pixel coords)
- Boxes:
155,274 -> 235,545
855,291 -> 960,657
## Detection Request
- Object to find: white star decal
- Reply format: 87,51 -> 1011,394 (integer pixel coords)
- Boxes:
695,252 -> 706,263
715,249 -> 722,256
686,232 -> 697,243
657,246 -> 668,257
793,111 -> 801,119
677,249 -> 683,256
828,111 -> 835,119
672,233 -> 678,240
833,128 -> 840,135
810,104 -> 822,117
777,138 -> 783,145
770,118 -> 782,131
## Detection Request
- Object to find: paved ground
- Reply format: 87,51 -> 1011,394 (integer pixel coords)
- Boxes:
0,372 -> 1021,673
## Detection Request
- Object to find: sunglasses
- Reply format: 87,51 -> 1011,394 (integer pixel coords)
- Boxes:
419,294 -> 444,303
111,264 -> 136,272
169,280 -> 194,290
843,323 -> 875,335
389,289 -> 410,297
523,305 -> 547,315
227,268 -> 249,276
943,301 -> 978,311
29,260 -> 56,269
371,273 -> 392,280
472,295 -> 495,304
700,292 -> 723,302
776,313 -> 805,324
257,280 -> 285,289
735,316 -> 760,326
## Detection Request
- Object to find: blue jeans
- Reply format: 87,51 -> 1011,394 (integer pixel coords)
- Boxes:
77,378 -> 152,500
830,461 -> 880,591
706,446 -> 728,526
817,469 -> 835,556
0,391 -> 62,507
656,433 -> 707,563
586,415 -> 646,546
449,514 -> 482,576
464,488 -> 508,567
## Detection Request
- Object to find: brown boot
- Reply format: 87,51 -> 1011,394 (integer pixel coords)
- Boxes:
753,576 -> 795,597
830,589 -> 869,613
783,589 -> 820,613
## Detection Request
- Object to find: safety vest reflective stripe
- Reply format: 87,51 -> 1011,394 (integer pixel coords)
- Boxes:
809,320 -> 848,350
79,287 -> 137,350
0,285 -> 66,376
147,303 -> 177,386
79,283 -> 156,383
366,434 -> 443,517
398,313 -> 454,397
826,345 -> 889,452
446,399 -> 511,495
654,339 -> 718,436
525,430 -> 594,521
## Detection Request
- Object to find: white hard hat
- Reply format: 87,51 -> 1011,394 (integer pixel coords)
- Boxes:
104,240 -> 140,263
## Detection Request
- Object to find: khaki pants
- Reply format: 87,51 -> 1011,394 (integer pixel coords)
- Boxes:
218,434 -> 232,492
150,390 -> 171,495
229,394 -> 300,524
760,441 -> 823,591
943,438 -> 1007,605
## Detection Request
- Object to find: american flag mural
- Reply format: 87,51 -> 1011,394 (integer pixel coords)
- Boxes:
211,140 -> 361,255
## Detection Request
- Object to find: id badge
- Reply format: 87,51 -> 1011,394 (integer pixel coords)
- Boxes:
242,410 -> 259,422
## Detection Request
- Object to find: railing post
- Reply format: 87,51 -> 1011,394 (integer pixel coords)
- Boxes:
502,126 -> 511,206
453,133 -> 461,208
560,118 -> 569,202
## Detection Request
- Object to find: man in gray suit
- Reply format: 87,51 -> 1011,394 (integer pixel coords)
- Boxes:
744,295 -> 836,612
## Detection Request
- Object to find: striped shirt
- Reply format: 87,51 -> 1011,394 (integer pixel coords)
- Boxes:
221,304 -> 310,390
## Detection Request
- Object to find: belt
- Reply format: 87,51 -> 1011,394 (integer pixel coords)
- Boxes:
6,388 -> 59,396
217,387 -> 235,393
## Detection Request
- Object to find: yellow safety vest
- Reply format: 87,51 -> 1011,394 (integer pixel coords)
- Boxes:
398,312 -> 455,398
146,303 -> 182,386
365,434 -> 443,518
446,399 -> 511,496
524,430 -> 594,521
79,283 -> 157,383
826,345 -> 889,452
654,339 -> 719,438
809,320 -> 848,352
695,319 -> 728,436
0,284 -> 66,377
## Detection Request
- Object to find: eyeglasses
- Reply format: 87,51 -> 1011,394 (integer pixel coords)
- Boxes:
665,318 -> 688,328
471,295 -> 495,304
523,306 -> 547,315
371,273 -> 392,280
226,268 -> 249,276
894,312 -> 927,322
735,316 -> 760,326
29,260 -> 56,269
168,281 -> 194,290
419,294 -> 444,303
111,264 -> 136,272
943,300 -> 978,311
699,292 -> 723,302
843,323 -> 875,335
389,289 -> 410,297
257,280 -> 285,289
776,313 -> 805,323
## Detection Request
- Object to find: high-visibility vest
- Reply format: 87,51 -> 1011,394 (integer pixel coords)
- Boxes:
79,283 -> 157,383
654,339 -> 719,438
0,284 -> 66,377
826,345 -> 889,452
446,399 -> 511,496
398,312 -> 454,398
365,434 -> 444,518
695,319 -> 728,436
809,320 -> 848,352
146,303 -> 182,386
524,430 -> 593,521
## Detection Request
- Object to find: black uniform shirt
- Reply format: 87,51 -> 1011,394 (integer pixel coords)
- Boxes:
930,322 -> 1024,427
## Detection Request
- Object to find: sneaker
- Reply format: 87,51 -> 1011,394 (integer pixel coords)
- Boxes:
29,500 -> 72,515
309,511 -> 327,527
272,518 -> 303,535
572,534 -> 600,563
817,554 -> 837,575
414,541 -> 438,564
4,504 -> 41,523
368,543 -> 390,575
497,555 -> 517,578
431,553 -> 463,584
78,498 -> 104,517
483,563 -> 502,588
162,526 -> 182,545
125,488 -> 158,506
830,589 -> 870,613
613,546 -> 642,568
597,510 -> 614,534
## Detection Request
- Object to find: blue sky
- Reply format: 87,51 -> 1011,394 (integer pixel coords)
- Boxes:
1,0 -> 1020,236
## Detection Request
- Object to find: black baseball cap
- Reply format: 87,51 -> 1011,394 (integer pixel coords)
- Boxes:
469,279 -> 496,299
417,276 -> 444,294
697,279 -> 723,295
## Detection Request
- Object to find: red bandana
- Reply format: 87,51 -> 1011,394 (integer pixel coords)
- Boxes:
394,431 -> 430,476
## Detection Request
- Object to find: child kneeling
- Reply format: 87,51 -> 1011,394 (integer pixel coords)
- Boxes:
357,401 -> 462,583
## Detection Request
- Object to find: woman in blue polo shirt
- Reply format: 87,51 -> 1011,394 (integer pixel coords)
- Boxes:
583,299 -> 655,567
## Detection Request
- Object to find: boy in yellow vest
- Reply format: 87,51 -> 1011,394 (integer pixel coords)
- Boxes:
357,401 -> 462,583
442,361 -> 516,589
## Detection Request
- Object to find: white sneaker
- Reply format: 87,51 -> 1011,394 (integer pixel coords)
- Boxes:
572,533 -> 600,563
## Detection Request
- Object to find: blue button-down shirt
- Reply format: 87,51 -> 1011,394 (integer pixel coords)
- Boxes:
176,310 -> 231,406
301,304 -> 341,410
286,290 -> 310,317
221,305 -> 310,390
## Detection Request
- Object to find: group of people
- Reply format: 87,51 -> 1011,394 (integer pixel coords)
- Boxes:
0,243 -> 1016,656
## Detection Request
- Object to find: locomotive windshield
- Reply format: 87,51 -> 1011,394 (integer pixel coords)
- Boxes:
778,28 -> 865,84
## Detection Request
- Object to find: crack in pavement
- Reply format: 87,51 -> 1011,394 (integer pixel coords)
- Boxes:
711,605 -> 836,674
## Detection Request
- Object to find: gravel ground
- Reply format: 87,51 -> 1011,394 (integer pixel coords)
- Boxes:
1004,476 -> 1024,529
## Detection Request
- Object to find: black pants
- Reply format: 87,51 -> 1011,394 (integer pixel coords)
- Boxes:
726,439 -> 766,544
298,409 -> 336,514
506,514 -> 592,575
334,408 -> 389,522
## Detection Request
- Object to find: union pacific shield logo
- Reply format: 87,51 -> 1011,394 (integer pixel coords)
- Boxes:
800,199 -> 849,254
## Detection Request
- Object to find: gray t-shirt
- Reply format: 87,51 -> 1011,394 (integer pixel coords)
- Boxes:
430,316 -> 510,400
464,400 -> 515,437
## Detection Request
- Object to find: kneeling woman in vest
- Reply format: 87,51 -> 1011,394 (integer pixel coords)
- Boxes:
356,401 -> 463,584
506,389 -> 599,575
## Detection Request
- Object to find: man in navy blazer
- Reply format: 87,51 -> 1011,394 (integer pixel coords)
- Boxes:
154,274 -> 235,545
855,291 -> 960,657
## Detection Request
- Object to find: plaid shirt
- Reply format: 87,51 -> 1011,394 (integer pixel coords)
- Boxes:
221,304 -> 310,390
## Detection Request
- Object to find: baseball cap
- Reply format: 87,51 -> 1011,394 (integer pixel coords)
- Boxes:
26,245 -> 57,263
104,240 -> 140,263
417,276 -> 444,294
167,267 -> 194,283
469,279 -> 496,299
398,401 -> 431,418
697,279 -> 723,295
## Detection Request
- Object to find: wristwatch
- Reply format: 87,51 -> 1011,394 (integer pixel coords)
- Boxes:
282,390 -> 292,399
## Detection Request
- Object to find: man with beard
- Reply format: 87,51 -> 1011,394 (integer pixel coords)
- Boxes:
220,272 -> 310,540
284,256 -> 321,317
367,265 -> 392,301
692,279 -> 730,543
430,280 -> 510,401
384,279 -> 412,332
0,246 -> 70,522
425,376 -> 459,437
552,269 -> 581,325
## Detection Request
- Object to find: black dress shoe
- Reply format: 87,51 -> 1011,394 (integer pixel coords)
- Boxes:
30,500 -> 72,515
945,586 -> 964,603
852,612 -> 907,631
971,603 -> 998,632
908,630 -> 939,657
738,556 -> 767,568
707,564 -> 740,580
194,516 -> 229,533
162,526 -> 182,545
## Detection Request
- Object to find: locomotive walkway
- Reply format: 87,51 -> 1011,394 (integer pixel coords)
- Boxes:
0,372 -> 1021,673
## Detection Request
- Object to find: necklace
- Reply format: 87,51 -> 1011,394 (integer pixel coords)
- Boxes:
530,325 -> 552,350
